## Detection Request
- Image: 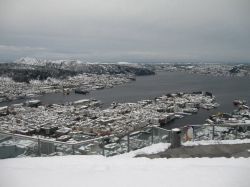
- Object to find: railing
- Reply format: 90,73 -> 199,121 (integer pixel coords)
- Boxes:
1,123 -> 249,159
179,124 -> 250,142
0,126 -> 171,159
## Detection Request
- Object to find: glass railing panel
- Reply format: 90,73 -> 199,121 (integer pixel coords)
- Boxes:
0,135 -> 38,159
14,136 -> 38,157
234,125 -> 250,139
129,129 -> 152,151
142,127 -> 154,146
152,127 -> 170,144
39,139 -> 73,156
0,134 -> 16,159
193,125 -> 213,141
213,126 -> 234,140
74,138 -> 103,156
104,136 -> 128,157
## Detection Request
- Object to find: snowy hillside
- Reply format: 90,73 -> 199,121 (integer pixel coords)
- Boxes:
0,57 -> 154,83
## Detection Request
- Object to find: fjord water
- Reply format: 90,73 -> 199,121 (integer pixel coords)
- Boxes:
3,71 -> 250,128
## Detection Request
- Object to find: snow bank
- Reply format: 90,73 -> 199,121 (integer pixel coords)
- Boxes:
117,142 -> 171,158
0,156 -> 249,187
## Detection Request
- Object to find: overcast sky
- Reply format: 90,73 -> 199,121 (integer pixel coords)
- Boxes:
0,0 -> 249,63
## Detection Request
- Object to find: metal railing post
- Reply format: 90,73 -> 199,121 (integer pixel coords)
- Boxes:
212,125 -> 215,140
102,138 -> 105,156
193,127 -> 196,141
235,126 -> 238,139
12,135 -> 17,157
37,137 -> 41,156
127,134 -> 130,152
72,144 -> 75,155
151,127 -> 154,144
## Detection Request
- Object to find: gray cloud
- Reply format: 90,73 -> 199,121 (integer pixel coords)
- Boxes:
0,0 -> 249,62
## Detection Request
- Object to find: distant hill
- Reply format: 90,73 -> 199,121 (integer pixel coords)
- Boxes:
0,57 -> 155,83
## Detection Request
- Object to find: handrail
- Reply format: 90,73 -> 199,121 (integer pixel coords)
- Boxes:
153,126 -> 171,132
0,127 -> 163,147
0,131 -> 40,141
0,131 -> 106,146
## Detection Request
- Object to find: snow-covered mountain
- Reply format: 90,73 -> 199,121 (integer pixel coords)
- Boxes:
0,57 -> 154,82
15,57 -> 45,66
13,57 -> 153,75
15,57 -> 84,67
15,57 -> 139,66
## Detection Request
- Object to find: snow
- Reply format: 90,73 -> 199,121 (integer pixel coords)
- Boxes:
0,156 -> 249,187
118,142 -> 171,158
1,140 -> 250,187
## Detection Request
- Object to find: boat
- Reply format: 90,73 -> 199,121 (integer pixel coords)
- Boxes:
183,108 -> 198,113
25,100 -> 41,107
159,113 -> 176,126
128,75 -> 136,81
233,99 -> 246,106
74,89 -> 89,95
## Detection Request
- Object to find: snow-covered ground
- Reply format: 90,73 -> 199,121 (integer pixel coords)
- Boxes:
0,156 -> 249,187
1,140 -> 250,187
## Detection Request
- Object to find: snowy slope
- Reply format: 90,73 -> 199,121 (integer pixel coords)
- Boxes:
0,156 -> 249,187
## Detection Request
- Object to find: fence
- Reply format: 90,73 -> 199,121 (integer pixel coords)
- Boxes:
1,124 -> 250,159
179,124 -> 250,142
0,126 -> 171,159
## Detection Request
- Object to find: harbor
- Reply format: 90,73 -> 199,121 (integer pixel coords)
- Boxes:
1,71 -> 249,126
1,68 -> 250,159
